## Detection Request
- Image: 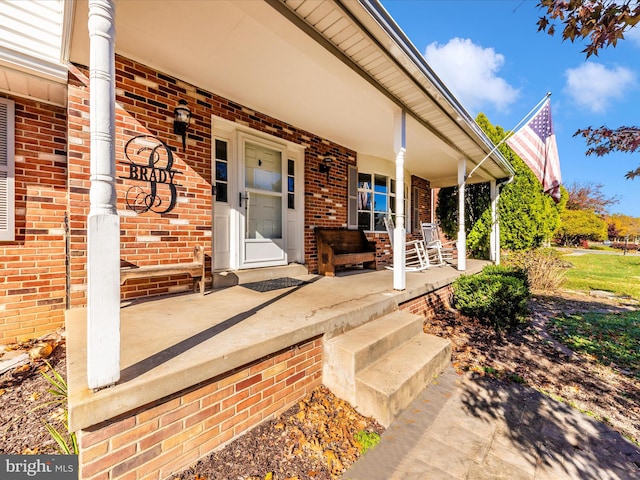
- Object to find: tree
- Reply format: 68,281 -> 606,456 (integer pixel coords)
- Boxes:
537,0 -> 640,58
607,213 -> 640,240
437,114 -> 565,258
565,181 -> 619,213
555,209 -> 608,246
536,1 -> 640,177
574,126 -> 640,179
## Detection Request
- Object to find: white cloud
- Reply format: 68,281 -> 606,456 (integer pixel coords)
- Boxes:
563,62 -> 636,113
424,37 -> 519,113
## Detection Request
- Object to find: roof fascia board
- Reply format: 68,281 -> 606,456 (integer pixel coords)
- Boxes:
60,0 -> 76,64
0,47 -> 68,83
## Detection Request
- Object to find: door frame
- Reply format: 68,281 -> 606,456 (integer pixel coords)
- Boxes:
211,115 -> 305,271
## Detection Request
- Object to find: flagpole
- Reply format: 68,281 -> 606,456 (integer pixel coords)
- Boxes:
466,92 -> 551,181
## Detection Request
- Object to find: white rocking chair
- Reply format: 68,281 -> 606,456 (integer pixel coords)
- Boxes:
420,222 -> 456,265
384,216 -> 431,271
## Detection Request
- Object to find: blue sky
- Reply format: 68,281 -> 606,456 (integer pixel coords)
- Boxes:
381,0 -> 640,217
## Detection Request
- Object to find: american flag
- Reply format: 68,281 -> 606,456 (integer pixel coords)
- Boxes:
507,99 -> 562,203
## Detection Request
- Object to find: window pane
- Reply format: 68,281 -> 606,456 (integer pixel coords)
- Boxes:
288,159 -> 295,176
358,190 -> 370,210
216,161 -> 227,181
358,173 -> 372,189
288,176 -> 294,193
390,179 -> 396,194
216,182 -> 227,203
390,196 -> 395,213
358,211 -> 371,230
374,193 -> 387,212
374,174 -> 387,193
288,193 -> 295,209
374,213 -> 386,232
215,139 -> 227,161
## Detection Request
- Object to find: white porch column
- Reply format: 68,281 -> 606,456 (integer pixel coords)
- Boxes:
87,0 -> 120,389
393,111 -> 406,290
457,158 -> 466,271
490,180 -> 500,264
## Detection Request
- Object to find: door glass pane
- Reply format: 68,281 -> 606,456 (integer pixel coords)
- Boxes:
215,139 -> 227,160
216,182 -> 228,203
216,161 -> 227,181
245,144 -> 282,192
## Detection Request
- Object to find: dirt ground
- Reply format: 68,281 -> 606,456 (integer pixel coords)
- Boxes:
0,291 -> 638,480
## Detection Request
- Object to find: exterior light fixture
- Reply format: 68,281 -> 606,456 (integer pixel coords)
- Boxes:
319,157 -> 332,181
173,99 -> 191,150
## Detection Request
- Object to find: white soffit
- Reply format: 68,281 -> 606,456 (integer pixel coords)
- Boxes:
278,0 -> 514,184
0,0 -> 69,106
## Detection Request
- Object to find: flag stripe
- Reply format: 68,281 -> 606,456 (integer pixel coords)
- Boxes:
506,99 -> 562,202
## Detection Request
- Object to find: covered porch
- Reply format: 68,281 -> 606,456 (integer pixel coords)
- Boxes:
67,261 -> 487,433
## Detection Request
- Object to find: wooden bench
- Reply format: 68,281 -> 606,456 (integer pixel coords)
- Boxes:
120,245 -> 206,294
315,228 -> 377,276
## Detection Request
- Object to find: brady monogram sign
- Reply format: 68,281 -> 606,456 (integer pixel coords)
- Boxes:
120,135 -> 180,214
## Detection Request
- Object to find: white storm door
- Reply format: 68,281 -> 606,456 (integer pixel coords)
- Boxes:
240,141 -> 287,267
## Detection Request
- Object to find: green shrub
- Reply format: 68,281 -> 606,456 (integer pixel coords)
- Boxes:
502,248 -> 570,291
453,265 -> 530,331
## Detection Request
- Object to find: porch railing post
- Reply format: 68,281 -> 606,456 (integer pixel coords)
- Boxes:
490,179 -> 499,264
393,111 -> 406,290
457,157 -> 466,271
87,0 -> 120,389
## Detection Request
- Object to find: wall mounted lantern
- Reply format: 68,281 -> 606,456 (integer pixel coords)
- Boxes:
319,157 -> 332,181
173,99 -> 191,150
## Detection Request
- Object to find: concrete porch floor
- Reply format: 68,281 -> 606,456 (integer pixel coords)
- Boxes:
66,260 -> 488,432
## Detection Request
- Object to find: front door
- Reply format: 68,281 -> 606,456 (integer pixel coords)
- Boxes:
240,141 -> 287,267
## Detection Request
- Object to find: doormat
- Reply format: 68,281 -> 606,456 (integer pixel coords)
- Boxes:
241,277 -> 307,293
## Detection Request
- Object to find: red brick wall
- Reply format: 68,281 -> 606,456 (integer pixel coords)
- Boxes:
399,284 -> 453,320
0,94 -> 67,344
67,57 -> 356,306
77,336 -> 322,480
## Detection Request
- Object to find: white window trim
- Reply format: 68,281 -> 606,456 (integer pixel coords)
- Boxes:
0,97 -> 15,242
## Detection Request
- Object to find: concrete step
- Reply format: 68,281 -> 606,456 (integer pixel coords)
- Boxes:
323,310 -> 424,405
355,333 -> 451,427
213,263 -> 309,288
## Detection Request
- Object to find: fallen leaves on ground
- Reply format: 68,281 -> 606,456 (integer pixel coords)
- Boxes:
175,386 -> 383,480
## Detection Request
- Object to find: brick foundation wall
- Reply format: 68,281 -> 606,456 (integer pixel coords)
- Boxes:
78,337 -> 322,480
399,284 -> 454,321
0,95 -> 67,344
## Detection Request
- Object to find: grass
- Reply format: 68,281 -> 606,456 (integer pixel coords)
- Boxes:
561,253 -> 640,300
548,310 -> 640,379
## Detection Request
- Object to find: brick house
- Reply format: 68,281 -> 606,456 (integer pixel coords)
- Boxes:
0,1 -> 514,478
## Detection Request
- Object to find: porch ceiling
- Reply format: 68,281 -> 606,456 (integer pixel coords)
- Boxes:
68,0 -> 513,187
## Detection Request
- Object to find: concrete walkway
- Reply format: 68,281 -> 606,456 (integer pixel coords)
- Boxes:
344,367 -> 640,480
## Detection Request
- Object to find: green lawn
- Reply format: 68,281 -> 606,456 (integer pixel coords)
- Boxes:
548,311 -> 640,379
561,253 -> 640,300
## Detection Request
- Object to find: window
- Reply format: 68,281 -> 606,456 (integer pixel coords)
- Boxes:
0,98 -> 15,241
357,172 -> 396,231
287,158 -> 295,209
214,138 -> 228,203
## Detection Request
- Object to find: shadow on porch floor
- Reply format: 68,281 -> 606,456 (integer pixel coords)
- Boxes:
66,260 -> 488,431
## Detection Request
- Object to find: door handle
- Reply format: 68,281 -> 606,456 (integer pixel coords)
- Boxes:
239,192 -> 249,207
